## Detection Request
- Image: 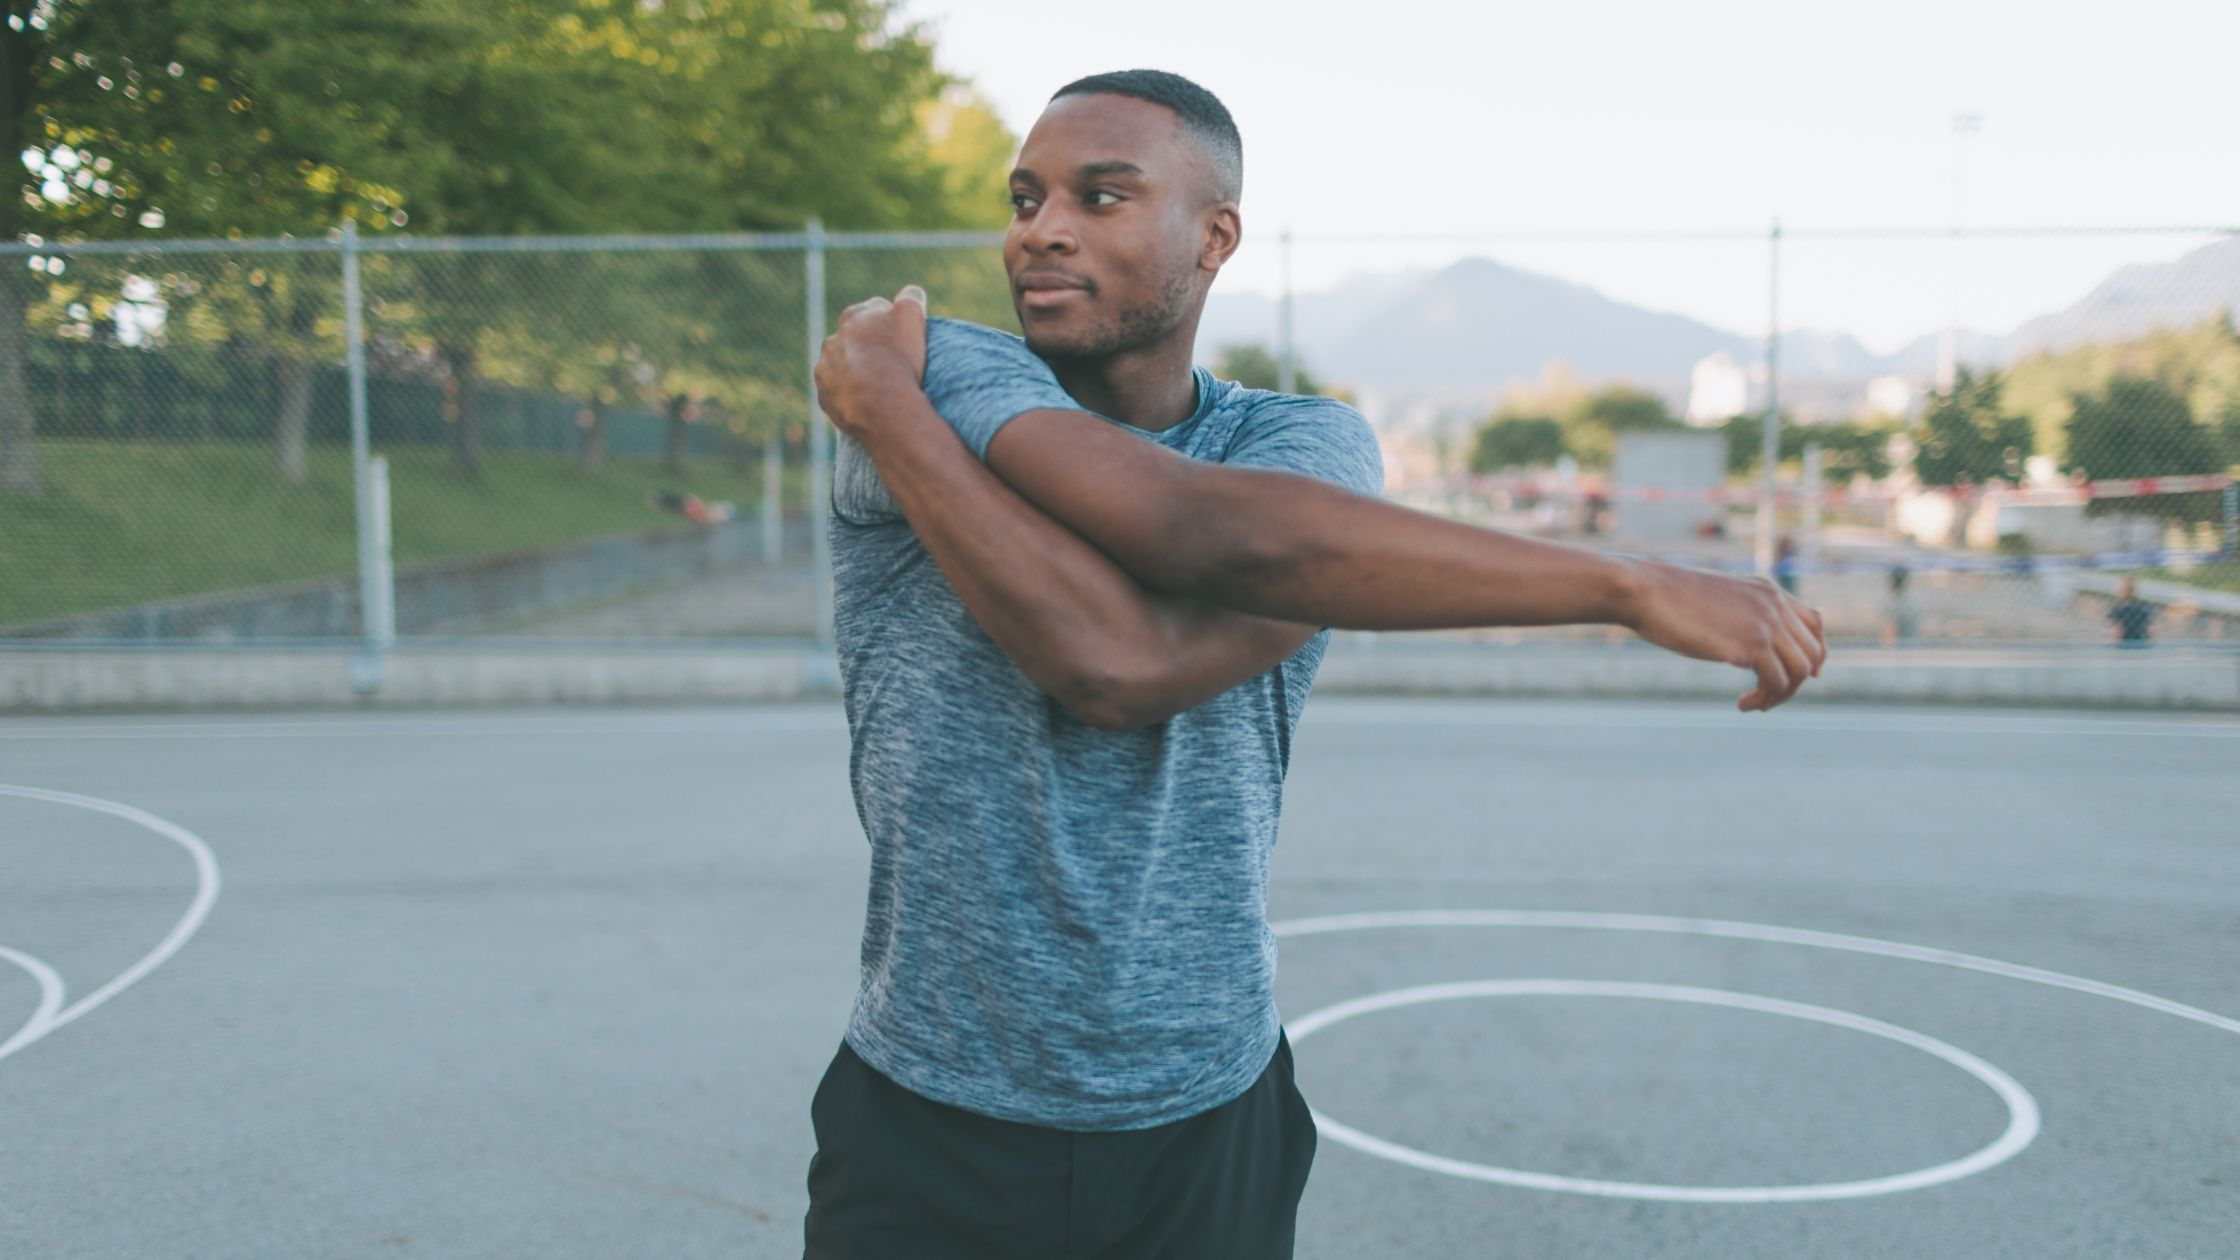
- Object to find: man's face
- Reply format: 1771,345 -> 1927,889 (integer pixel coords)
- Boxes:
1004,93 -> 1230,359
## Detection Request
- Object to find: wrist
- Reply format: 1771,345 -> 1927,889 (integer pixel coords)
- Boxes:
851,384 -> 946,459
1604,552 -> 1656,630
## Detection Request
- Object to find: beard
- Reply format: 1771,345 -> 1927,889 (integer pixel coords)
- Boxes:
1018,262 -> 1197,361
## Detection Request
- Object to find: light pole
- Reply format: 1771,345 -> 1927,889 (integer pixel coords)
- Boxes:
1936,110 -> 1983,395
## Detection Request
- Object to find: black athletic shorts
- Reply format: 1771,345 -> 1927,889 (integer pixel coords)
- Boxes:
802,1030 -> 1318,1260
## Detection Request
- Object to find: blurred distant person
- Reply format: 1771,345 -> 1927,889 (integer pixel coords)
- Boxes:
2109,575 -> 2156,647
1774,533 -> 1799,594
801,69 -> 1829,1260
646,488 -> 735,525
1880,563 -> 1922,646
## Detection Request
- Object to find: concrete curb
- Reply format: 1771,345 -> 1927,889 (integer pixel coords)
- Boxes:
1316,641 -> 2240,710
2,641 -> 2235,713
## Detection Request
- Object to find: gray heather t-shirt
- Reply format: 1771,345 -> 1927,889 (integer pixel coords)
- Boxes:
829,316 -> 1384,1131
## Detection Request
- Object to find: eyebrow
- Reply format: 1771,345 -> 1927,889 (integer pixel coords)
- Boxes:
1009,160 -> 1149,186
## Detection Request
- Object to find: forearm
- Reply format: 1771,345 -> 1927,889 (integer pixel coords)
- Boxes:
855,394 -> 1311,725
983,409 -> 1646,632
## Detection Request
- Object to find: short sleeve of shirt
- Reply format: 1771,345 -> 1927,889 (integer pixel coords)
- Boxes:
920,317 -> 1091,459
1219,394 -> 1386,500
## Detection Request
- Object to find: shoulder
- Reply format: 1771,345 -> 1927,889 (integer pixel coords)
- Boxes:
1214,382 -> 1385,495
925,317 -> 1044,372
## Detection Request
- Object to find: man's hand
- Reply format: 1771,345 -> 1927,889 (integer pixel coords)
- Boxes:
813,285 -> 930,443
1619,560 -> 1828,712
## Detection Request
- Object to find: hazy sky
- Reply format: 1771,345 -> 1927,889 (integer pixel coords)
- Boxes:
907,0 -> 2235,353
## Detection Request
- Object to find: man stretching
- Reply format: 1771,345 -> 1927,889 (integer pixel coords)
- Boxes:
802,69 -> 1827,1260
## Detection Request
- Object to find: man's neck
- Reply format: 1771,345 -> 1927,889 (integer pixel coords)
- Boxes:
1038,314 -> 1204,433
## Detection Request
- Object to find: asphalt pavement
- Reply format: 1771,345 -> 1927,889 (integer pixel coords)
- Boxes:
1,698 -> 2234,1258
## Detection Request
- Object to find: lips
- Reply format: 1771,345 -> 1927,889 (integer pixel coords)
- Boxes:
1015,272 -> 1092,296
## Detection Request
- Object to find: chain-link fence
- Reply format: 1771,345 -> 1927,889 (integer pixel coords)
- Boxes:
1,224 -> 2234,652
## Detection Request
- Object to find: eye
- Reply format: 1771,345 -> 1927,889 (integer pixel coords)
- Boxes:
1009,191 -> 1040,213
1084,188 -> 1122,207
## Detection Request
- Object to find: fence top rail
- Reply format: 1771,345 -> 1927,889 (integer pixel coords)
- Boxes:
0,224 -> 2231,257
1291,224 -> 2240,245
0,228 -> 1009,257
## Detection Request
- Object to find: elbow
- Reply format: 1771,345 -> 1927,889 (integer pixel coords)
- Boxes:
1051,655 -> 1171,732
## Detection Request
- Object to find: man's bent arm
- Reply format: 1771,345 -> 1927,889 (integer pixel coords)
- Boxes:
851,393 -> 1318,730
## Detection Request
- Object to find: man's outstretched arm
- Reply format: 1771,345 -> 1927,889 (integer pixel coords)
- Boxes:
824,297 -> 1825,712
977,407 -> 1824,710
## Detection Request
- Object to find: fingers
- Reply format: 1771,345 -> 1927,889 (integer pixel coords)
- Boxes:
1779,598 -> 1826,681
1766,621 -> 1815,708
895,284 -> 928,313
1740,588 -> 1831,712
1742,642 -> 1790,712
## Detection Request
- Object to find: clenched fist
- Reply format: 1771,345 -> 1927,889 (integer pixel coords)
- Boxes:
813,285 -> 931,444
1622,560 -> 1828,712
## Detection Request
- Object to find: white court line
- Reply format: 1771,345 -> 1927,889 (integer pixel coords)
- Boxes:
1289,979 -> 2041,1203
0,785 -> 222,1064
0,946 -> 67,1062
0,710 -> 848,741
1272,909 -> 2240,1041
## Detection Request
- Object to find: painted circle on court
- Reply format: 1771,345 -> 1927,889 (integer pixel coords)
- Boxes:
0,785 -> 222,1065
1288,978 -> 2040,1203
1272,908 -> 2240,1201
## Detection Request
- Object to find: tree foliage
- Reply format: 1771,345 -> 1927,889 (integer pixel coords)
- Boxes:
1467,414 -> 1563,472
1211,342 -> 1348,400
2064,373 -> 2226,523
0,0 -> 1021,494
1912,367 -> 2032,488
2004,312 -> 2240,467
1557,383 -> 1681,468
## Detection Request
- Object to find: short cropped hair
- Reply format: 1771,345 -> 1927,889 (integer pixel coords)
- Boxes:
1050,69 -> 1242,204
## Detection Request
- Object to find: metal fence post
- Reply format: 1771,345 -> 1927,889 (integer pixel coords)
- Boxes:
761,435 -> 783,564
1801,441 -> 1823,571
342,218 -> 390,695
805,217 -> 835,666
1755,218 -> 1782,578
1277,226 -> 1296,394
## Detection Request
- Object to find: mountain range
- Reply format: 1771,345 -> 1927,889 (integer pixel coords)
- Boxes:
1195,235 -> 2240,422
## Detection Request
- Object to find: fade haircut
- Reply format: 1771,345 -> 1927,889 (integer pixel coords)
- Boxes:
1050,69 -> 1243,205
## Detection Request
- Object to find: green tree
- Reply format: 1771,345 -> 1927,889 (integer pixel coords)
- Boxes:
2064,374 -> 2225,524
1560,383 -> 1681,467
1467,413 -> 1564,472
1212,342 -> 1346,399
1722,413 -> 1897,481
1913,367 -> 2032,487
2004,311 -> 2240,464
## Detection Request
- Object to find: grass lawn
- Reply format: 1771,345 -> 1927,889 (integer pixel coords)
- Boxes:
2136,558 -> 2240,596
0,440 -> 799,627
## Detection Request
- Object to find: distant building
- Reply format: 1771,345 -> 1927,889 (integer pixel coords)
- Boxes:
1865,375 -> 1915,420
1612,431 -> 1727,540
1686,352 -> 1749,426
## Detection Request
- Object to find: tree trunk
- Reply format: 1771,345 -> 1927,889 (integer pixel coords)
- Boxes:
274,356 -> 313,484
0,265 -> 40,494
273,299 -> 319,484
663,392 -> 689,478
0,12 -> 41,495
581,397 -> 606,474
438,340 -> 481,479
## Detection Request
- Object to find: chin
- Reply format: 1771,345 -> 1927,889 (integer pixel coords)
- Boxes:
1017,313 -> 1107,360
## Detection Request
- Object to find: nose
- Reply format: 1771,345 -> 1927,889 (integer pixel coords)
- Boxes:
1019,196 -> 1079,257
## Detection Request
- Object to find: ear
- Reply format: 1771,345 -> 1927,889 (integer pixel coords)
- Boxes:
1199,203 -> 1241,274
